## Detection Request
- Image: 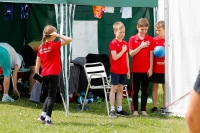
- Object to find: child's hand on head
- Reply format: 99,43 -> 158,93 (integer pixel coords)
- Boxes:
50,32 -> 59,37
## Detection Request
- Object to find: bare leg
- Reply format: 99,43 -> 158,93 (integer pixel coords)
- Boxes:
116,84 -> 123,106
29,66 -> 35,92
109,85 -> 117,106
152,83 -> 159,107
162,83 -> 165,108
3,76 -> 10,94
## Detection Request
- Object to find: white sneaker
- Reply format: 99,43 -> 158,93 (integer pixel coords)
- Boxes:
133,111 -> 139,116
141,111 -> 148,116
2,95 -> 14,102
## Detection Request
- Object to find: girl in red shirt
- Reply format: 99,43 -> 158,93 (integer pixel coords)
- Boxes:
36,25 -> 72,125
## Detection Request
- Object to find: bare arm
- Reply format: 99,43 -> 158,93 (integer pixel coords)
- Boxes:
50,32 -> 72,46
185,90 -> 200,133
111,45 -> 127,61
35,56 -> 41,74
129,41 -> 150,57
126,53 -> 130,79
147,51 -> 154,77
12,64 -> 20,96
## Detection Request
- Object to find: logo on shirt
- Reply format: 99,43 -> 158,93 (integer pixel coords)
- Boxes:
40,46 -> 52,54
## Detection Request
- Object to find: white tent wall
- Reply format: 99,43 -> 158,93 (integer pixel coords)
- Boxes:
165,0 -> 200,117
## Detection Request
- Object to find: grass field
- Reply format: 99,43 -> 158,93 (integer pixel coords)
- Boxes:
0,89 -> 187,133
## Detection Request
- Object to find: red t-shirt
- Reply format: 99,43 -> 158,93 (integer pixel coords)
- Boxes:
109,39 -> 129,74
129,34 -> 154,73
37,41 -> 61,76
153,37 -> 165,73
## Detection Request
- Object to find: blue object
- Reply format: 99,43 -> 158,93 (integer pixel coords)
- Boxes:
154,46 -> 165,58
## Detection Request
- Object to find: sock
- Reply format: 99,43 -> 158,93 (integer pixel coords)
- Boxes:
110,106 -> 115,111
4,94 -> 8,97
41,111 -> 46,117
45,115 -> 51,121
117,106 -> 122,112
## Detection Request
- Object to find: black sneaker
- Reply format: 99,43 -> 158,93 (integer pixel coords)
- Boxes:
150,107 -> 158,113
109,110 -> 117,118
44,120 -> 53,126
116,110 -> 130,116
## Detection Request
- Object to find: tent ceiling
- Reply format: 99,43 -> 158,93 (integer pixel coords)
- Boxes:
0,0 -> 158,7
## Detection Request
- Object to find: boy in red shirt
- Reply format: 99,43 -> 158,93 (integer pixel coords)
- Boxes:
129,18 -> 154,116
150,21 -> 165,113
109,22 -> 130,118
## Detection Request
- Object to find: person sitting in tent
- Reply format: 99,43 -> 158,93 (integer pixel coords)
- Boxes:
21,41 -> 41,92
185,71 -> 200,133
0,42 -> 22,102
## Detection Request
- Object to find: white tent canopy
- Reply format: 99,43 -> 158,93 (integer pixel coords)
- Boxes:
165,0 -> 200,117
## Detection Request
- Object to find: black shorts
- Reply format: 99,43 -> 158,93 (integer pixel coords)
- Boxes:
21,45 -> 36,66
194,72 -> 200,94
150,73 -> 165,84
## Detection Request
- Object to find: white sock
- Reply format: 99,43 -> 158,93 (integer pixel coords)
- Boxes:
45,115 -> 51,121
110,106 -> 115,111
4,94 -> 8,97
117,106 -> 122,112
41,112 -> 46,117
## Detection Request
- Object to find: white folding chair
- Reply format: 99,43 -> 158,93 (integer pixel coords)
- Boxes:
81,62 -> 131,116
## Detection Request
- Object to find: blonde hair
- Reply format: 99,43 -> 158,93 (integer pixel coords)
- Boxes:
113,21 -> 125,32
137,18 -> 149,28
155,20 -> 165,30
41,25 -> 57,50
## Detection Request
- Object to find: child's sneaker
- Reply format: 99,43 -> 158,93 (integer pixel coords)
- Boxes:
2,95 -> 14,102
150,107 -> 158,113
44,120 -> 53,126
133,111 -> 139,116
116,110 -> 130,116
141,111 -> 148,116
37,115 -> 45,122
109,110 -> 117,118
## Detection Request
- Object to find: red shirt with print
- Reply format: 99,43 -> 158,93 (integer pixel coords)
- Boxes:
129,34 -> 154,73
109,39 -> 129,74
37,41 -> 61,76
153,37 -> 165,73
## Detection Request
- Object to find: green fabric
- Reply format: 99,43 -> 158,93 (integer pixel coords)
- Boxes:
67,0 -> 158,7
0,3 -> 25,53
1,0 -> 158,7
27,4 -> 57,43
0,3 -> 56,53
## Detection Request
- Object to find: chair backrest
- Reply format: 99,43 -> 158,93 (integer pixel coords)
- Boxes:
84,62 -> 109,86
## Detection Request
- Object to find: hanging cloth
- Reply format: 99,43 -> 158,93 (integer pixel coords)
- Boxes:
120,7 -> 132,19
20,3 -> 32,19
104,7 -> 114,13
93,6 -> 105,19
4,3 -> 15,20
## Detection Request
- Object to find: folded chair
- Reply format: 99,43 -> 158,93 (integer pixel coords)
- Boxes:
81,62 -> 131,116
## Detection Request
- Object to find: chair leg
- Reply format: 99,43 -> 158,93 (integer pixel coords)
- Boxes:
81,85 -> 90,111
103,87 -> 110,116
124,86 -> 131,113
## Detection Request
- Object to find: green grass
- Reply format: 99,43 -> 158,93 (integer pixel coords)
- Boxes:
0,89 -> 187,133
